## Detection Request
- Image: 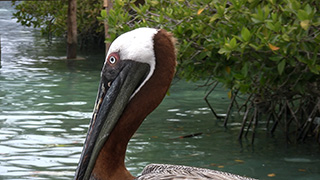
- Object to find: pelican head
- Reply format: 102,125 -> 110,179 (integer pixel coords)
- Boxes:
74,28 -> 176,180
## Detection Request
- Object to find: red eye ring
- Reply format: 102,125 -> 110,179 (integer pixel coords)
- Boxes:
107,52 -> 120,66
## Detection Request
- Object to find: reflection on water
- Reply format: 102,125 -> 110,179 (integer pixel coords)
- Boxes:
1,2 -> 320,180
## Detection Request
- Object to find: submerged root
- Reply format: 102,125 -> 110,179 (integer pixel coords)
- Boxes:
204,82 -> 320,144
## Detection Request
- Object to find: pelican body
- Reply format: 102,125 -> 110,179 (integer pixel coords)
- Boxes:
74,28 -> 256,180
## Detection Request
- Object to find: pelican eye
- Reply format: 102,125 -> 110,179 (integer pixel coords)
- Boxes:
109,56 -> 116,64
106,52 -> 120,66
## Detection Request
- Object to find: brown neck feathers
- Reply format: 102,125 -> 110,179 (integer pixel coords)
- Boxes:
91,29 -> 176,180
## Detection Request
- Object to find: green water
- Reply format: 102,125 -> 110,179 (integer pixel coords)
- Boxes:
0,2 -> 319,180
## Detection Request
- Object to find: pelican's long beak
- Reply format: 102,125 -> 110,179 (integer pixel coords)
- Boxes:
74,61 -> 150,180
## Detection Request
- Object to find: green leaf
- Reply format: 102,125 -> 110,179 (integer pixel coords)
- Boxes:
309,65 -> 320,74
304,4 -> 313,15
263,5 -> 270,19
229,37 -> 237,49
210,14 -> 220,23
278,60 -> 286,75
241,62 -> 249,77
241,27 -> 251,42
297,10 -> 309,20
269,55 -> 282,62
266,22 -> 275,31
274,22 -> 281,32
249,43 -> 260,50
288,0 -> 301,11
218,47 -> 231,55
100,9 -> 107,18
282,34 -> 290,41
271,13 -> 277,22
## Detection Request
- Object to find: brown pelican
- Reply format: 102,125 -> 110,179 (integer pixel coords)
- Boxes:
74,28 -> 256,180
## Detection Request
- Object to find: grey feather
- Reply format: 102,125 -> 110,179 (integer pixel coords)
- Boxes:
136,164 -> 257,180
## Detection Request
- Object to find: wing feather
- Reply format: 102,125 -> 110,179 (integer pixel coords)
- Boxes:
136,164 -> 257,180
